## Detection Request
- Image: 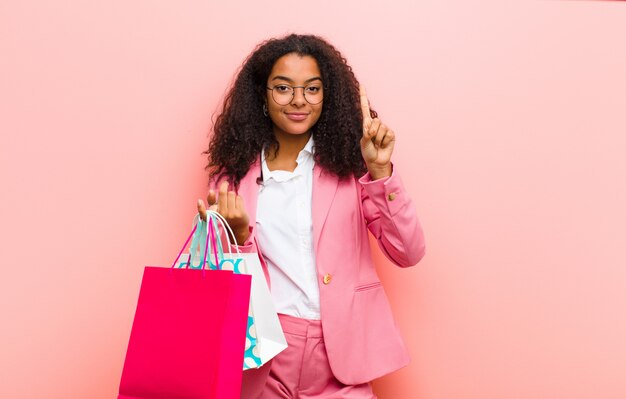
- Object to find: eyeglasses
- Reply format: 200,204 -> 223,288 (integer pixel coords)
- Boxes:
266,84 -> 324,105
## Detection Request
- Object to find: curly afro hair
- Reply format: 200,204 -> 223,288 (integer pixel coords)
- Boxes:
205,33 -> 376,188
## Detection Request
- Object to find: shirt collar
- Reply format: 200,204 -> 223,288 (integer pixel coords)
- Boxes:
261,135 -> 315,184
301,135 -> 314,156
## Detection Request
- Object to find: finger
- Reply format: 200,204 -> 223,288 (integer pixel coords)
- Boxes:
374,124 -> 388,147
236,194 -> 245,212
380,128 -> 395,148
359,84 -> 372,122
207,189 -> 218,213
227,191 -> 236,217
207,189 -> 216,207
367,118 -> 382,142
197,199 -> 207,221
217,181 -> 229,213
363,118 -> 372,137
360,131 -> 372,150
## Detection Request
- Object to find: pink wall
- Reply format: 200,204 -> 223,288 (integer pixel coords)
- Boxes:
1,1 -> 625,398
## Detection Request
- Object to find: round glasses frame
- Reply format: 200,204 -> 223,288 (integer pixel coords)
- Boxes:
266,84 -> 324,106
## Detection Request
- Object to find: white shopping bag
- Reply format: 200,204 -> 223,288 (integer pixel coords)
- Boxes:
233,251 -> 288,368
177,212 -> 287,370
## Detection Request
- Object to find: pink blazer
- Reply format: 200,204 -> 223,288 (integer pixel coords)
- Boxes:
232,160 -> 426,385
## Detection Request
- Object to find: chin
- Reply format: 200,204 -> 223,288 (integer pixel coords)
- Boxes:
277,123 -> 314,136
287,129 -> 312,135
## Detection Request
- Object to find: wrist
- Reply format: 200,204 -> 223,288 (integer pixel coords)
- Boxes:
367,163 -> 392,180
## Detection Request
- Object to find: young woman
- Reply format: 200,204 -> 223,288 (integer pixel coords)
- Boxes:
198,34 -> 425,399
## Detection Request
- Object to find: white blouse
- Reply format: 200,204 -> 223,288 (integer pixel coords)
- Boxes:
255,136 -> 320,320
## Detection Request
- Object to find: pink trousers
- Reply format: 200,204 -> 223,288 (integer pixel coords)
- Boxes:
240,314 -> 377,399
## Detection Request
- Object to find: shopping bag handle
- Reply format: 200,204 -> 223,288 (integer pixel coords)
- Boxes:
208,216 -> 220,269
169,215 -> 212,271
170,222 -> 198,269
170,211 -> 242,271
205,210 -> 241,256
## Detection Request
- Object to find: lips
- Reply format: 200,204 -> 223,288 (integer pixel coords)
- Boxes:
285,112 -> 309,121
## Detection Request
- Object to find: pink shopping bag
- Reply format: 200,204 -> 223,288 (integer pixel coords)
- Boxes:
118,222 -> 251,399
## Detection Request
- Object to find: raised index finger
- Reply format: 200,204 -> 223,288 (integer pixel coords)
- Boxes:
359,84 -> 371,121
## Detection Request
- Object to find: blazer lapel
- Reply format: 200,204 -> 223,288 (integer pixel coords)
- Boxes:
312,164 -> 339,255
236,160 -> 339,257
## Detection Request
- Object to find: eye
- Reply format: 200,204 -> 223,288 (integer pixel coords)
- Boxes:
305,86 -> 321,93
274,85 -> 292,93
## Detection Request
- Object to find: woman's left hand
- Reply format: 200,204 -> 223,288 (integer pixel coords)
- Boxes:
359,85 -> 394,180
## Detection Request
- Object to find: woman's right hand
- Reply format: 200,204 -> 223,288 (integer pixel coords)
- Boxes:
197,181 -> 251,245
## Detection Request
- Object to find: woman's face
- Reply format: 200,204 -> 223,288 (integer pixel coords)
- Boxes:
265,53 -> 323,138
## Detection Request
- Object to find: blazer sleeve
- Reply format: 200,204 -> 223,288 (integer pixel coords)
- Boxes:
359,166 -> 426,267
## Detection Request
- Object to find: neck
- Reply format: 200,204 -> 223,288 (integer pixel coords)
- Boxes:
265,130 -> 311,172
268,130 -> 311,161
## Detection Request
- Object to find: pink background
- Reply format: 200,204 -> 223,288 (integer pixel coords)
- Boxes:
1,1 -> 625,398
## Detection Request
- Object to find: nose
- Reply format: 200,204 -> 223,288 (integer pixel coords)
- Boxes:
290,87 -> 306,106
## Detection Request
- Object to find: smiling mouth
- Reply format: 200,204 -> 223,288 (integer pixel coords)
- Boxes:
285,113 -> 309,121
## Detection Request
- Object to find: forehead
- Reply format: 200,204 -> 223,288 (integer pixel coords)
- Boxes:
268,53 -> 321,81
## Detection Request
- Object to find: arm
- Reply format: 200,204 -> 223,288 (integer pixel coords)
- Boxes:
357,85 -> 425,266
359,167 -> 426,267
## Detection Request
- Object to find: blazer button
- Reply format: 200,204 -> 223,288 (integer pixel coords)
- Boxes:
322,273 -> 332,285
387,192 -> 397,201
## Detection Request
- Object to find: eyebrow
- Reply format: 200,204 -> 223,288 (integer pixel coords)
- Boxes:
271,75 -> 322,84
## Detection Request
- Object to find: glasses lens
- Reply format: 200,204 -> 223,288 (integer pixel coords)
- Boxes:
304,85 -> 323,105
272,85 -> 294,105
271,85 -> 323,105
